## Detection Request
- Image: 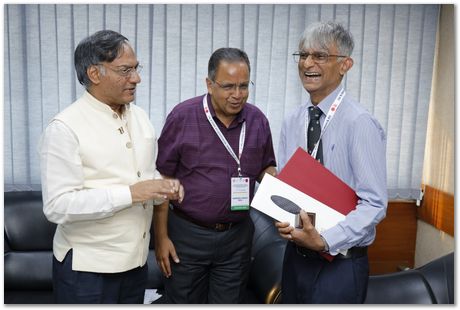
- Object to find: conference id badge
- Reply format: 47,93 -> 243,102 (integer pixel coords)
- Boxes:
231,177 -> 250,211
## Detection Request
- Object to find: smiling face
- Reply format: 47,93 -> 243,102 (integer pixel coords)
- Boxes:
298,43 -> 353,105
88,43 -> 141,113
206,60 -> 250,127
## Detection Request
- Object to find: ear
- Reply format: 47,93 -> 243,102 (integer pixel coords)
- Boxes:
339,57 -> 353,76
206,77 -> 213,95
87,65 -> 102,85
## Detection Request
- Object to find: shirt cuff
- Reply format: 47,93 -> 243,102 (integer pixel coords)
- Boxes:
321,226 -> 350,256
153,198 -> 166,205
109,185 -> 133,209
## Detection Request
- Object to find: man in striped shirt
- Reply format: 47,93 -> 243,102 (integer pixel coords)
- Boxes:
276,21 -> 388,304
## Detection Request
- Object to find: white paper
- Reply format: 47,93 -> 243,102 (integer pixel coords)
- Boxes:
251,174 -> 345,234
144,289 -> 162,304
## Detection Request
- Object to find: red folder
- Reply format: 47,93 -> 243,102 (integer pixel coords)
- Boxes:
277,147 -> 358,261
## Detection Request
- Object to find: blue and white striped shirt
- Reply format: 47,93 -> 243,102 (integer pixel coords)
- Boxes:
278,85 -> 388,255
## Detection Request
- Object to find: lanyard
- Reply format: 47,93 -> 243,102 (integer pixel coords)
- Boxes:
305,88 -> 346,159
202,95 -> 246,176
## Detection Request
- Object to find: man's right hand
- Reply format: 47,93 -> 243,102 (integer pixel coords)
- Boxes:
155,236 -> 180,278
130,179 -> 183,204
275,210 -> 326,252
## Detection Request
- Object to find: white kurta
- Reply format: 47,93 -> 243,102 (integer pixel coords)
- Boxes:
39,91 -> 162,273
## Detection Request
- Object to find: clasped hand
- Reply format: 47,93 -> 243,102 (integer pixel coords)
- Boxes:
130,179 -> 184,204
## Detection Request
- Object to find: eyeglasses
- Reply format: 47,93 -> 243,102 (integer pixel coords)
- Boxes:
212,80 -> 254,93
100,64 -> 143,78
292,51 -> 347,64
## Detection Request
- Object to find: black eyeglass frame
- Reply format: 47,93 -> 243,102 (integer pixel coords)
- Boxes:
292,51 -> 347,64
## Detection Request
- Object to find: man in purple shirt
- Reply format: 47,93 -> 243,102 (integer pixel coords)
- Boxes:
155,47 -> 277,303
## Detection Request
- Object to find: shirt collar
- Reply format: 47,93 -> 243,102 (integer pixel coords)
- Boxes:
84,91 -> 131,116
205,93 -> 246,127
307,84 -> 344,116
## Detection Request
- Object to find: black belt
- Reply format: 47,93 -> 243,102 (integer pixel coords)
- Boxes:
296,245 -> 367,260
171,207 -> 237,232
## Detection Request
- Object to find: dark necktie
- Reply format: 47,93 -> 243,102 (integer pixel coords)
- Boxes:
307,106 -> 323,165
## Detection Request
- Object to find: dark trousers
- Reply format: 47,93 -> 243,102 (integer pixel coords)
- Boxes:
282,242 -> 369,304
53,250 -> 148,304
164,210 -> 254,303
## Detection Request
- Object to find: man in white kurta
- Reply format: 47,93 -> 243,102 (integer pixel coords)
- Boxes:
39,30 -> 183,304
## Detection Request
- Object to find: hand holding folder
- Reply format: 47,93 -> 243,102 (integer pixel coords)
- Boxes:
279,147 -> 358,261
251,147 -> 358,262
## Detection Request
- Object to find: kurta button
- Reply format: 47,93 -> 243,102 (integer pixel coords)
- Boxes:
137,171 -> 141,177
143,232 -> 146,239
126,142 -> 132,148
143,203 -> 147,209
113,113 -> 118,119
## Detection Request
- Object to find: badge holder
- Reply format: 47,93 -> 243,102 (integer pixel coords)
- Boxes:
231,167 -> 250,211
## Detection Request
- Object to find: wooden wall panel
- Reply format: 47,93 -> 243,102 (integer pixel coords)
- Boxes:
368,200 -> 417,275
418,184 -> 454,236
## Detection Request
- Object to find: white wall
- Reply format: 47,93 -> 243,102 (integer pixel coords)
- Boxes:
416,4 -> 455,267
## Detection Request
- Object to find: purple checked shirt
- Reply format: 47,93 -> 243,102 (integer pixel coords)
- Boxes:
157,94 -> 276,224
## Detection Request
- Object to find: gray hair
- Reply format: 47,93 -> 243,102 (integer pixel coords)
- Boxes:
299,21 -> 354,57
74,30 -> 129,88
208,47 -> 251,81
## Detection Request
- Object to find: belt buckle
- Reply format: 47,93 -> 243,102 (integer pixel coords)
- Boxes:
296,245 -> 320,259
214,223 -> 231,231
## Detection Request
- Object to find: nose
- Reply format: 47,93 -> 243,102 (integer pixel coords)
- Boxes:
301,54 -> 316,67
235,85 -> 242,95
129,70 -> 141,83
231,85 -> 243,98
